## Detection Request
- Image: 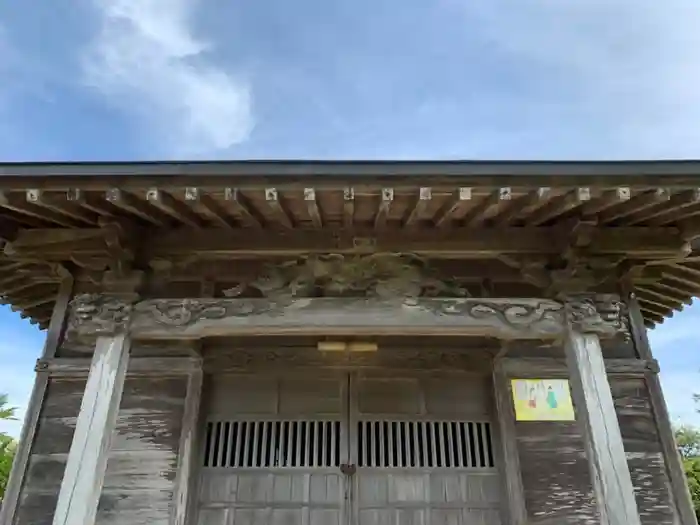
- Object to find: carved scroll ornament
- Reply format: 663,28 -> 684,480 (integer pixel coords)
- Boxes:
68,293 -> 132,336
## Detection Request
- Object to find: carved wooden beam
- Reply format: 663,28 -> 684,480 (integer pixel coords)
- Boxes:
67,293 -> 630,341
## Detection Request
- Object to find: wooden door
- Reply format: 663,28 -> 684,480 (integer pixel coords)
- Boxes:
196,372 -> 350,525
348,372 -> 502,525
195,371 -> 501,525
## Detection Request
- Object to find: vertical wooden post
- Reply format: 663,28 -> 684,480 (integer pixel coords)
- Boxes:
627,293 -> 697,525
171,362 -> 203,525
52,333 -> 131,525
492,358 -> 528,525
0,271 -> 74,525
564,321 -> 641,525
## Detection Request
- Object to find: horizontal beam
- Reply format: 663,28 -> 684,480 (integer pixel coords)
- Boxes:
36,356 -> 201,377
500,357 -> 658,377
68,295 -> 629,341
6,227 -> 689,260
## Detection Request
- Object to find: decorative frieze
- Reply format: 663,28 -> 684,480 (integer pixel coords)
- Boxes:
67,292 -> 631,340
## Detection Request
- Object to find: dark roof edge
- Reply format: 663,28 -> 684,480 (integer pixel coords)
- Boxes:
1,159 -> 700,188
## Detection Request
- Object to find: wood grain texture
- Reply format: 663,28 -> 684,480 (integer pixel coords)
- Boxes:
0,274 -> 74,525
129,297 -> 568,340
97,375 -> 187,525
564,331 -> 641,525
609,377 -> 677,525
517,422 -> 599,524
492,360 -> 527,525
13,380 -> 84,525
627,293 -> 696,525
53,334 -> 131,525
171,369 -> 203,525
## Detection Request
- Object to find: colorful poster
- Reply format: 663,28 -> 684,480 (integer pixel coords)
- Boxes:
511,379 -> 575,421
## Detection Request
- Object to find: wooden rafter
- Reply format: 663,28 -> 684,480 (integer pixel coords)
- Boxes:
146,188 -> 204,228
304,188 -> 323,229
434,188 -> 471,228
374,188 -> 393,229
404,187 -> 431,227
224,188 -> 263,228
264,188 -> 293,228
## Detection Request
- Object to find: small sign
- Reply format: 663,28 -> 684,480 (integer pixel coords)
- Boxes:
511,379 -> 575,421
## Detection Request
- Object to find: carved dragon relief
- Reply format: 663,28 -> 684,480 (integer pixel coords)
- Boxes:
221,253 -> 471,300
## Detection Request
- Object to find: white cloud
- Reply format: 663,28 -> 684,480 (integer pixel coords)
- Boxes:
83,0 -> 253,156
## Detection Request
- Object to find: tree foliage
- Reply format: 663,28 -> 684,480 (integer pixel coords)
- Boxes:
0,394 -> 17,501
676,425 -> 700,519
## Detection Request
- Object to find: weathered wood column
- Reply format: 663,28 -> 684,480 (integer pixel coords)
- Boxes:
0,269 -> 74,525
170,358 -> 204,525
52,283 -> 140,525
564,295 -> 641,525
626,291 -> 698,525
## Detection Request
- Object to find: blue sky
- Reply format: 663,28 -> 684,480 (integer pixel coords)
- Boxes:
2,0 -> 700,434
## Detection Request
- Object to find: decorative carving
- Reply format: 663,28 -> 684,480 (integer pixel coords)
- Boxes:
133,298 -> 283,327
222,253 -> 470,300
68,293 -> 132,335
565,294 -> 630,337
128,296 -> 567,340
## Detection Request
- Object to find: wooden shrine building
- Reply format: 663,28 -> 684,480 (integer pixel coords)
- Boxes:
0,160 -> 699,525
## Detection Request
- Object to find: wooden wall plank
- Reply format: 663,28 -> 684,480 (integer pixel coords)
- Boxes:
0,274 -> 73,525
627,293 -> 696,525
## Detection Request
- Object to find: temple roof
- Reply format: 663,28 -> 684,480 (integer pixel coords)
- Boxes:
1,159 -> 700,329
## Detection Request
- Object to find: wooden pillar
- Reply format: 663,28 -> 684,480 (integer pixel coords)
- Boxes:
170,361 -> 203,525
564,297 -> 641,525
627,292 -> 698,525
52,333 -> 131,525
0,271 -> 74,525
492,358 -> 527,525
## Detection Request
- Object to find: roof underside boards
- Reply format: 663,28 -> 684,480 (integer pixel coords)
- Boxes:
1,160 -> 700,329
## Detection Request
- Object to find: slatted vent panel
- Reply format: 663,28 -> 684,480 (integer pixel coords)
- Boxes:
357,421 -> 494,468
203,420 -> 341,468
